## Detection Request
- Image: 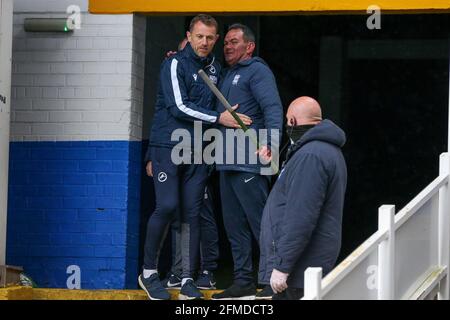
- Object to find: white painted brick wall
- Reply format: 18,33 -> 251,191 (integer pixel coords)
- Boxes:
43,87 -> 58,98
32,99 -> 65,110
62,122 -> 98,134
49,111 -> 82,122
66,99 -> 100,110
10,0 -> 146,142
15,111 -> 49,122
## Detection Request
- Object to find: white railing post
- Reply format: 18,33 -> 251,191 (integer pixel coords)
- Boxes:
303,267 -> 322,300
438,152 -> 450,300
378,205 -> 395,299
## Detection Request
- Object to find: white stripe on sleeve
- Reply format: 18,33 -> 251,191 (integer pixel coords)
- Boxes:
170,59 -> 217,123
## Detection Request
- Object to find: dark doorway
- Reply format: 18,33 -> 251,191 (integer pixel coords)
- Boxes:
138,14 -> 449,286
257,14 -> 449,260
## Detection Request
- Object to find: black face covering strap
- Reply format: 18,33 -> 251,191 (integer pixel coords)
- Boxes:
286,124 -> 315,143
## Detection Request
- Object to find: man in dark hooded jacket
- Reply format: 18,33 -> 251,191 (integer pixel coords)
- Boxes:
211,24 -> 283,300
258,96 -> 347,300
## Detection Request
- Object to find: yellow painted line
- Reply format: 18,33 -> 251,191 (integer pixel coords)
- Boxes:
89,0 -> 450,14
34,288 -> 224,300
0,286 -> 33,300
0,286 -> 225,300
32,288 -> 149,300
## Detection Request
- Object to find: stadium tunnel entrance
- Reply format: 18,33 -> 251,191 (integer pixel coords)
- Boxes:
137,14 -> 449,287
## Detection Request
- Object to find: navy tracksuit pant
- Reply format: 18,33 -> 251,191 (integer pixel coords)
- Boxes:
171,182 -> 219,275
219,170 -> 270,286
143,147 -> 208,279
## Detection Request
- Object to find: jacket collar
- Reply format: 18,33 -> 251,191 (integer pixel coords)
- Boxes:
227,56 -> 267,71
183,42 -> 215,67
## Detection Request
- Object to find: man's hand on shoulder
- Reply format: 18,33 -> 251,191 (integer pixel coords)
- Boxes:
166,50 -> 177,58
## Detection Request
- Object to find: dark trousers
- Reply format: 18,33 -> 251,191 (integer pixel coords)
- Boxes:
171,182 -> 219,275
143,147 -> 208,278
273,288 -> 304,300
220,170 -> 270,286
200,183 -> 220,271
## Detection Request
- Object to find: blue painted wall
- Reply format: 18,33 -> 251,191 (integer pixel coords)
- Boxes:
6,141 -> 142,289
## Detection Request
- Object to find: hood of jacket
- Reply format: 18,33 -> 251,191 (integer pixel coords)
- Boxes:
285,119 -> 346,164
226,56 -> 268,70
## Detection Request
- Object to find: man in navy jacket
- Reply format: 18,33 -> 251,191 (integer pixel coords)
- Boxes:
212,24 -> 283,300
258,96 -> 347,300
139,15 -> 251,300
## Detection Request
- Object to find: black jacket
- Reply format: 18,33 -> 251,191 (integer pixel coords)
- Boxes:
258,120 -> 347,288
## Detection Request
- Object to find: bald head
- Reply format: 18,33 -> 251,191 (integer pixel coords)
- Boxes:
286,96 -> 322,126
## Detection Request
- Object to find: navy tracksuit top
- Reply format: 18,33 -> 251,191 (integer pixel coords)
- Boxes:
146,42 -> 222,161
215,57 -> 283,174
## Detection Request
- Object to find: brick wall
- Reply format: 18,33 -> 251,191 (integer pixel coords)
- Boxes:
6,0 -> 146,289
10,5 -> 143,142
7,141 -> 141,288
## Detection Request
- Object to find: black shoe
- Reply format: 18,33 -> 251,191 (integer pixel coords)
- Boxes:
211,283 -> 256,300
255,285 -> 274,300
161,273 -> 182,289
178,279 -> 204,300
195,270 -> 216,289
138,273 -> 171,300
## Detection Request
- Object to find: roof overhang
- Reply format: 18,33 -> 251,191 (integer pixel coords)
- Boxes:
89,0 -> 450,15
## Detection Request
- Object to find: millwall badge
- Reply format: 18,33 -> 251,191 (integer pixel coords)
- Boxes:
158,172 -> 168,182
209,65 -> 216,74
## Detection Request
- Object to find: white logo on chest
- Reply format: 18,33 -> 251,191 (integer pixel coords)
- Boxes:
209,75 -> 218,84
193,74 -> 198,81
232,74 -> 241,85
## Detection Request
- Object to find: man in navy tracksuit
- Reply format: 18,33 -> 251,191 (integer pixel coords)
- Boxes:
258,97 -> 347,300
211,24 -> 283,300
160,39 -> 220,291
138,15 -> 251,300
